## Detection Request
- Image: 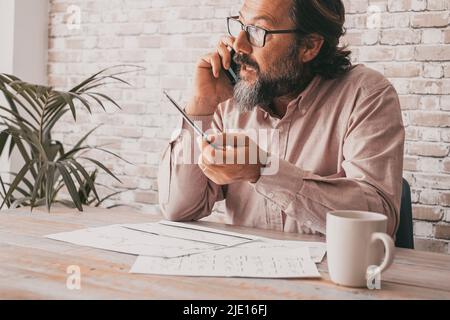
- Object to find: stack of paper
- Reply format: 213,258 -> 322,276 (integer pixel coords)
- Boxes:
130,247 -> 320,278
45,221 -> 326,279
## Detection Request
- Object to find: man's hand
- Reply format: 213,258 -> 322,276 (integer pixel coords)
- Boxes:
186,36 -> 236,116
197,133 -> 267,185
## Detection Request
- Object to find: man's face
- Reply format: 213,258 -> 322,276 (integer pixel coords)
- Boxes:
233,0 -> 305,112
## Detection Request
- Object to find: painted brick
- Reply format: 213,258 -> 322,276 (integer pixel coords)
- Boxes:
414,238 -> 448,253
435,224 -> 450,240
413,205 -> 443,221
414,221 -> 434,237
411,12 -> 449,28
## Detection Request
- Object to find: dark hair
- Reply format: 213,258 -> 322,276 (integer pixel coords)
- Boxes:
291,0 -> 352,79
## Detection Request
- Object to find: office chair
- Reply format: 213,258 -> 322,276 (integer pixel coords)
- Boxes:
395,179 -> 414,249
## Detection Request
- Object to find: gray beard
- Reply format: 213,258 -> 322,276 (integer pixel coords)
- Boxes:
232,47 -> 307,113
233,79 -> 268,113
233,73 -> 306,113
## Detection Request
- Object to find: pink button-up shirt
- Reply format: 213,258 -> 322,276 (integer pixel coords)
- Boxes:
158,64 -> 405,236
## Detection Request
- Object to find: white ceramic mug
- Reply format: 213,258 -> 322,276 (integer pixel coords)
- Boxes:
326,210 -> 395,288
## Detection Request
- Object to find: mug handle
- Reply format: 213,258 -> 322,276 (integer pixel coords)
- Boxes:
371,232 -> 395,273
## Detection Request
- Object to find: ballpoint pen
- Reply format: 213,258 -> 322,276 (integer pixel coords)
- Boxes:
163,90 -> 218,150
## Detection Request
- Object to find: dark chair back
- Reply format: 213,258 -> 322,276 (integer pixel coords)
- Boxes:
395,179 -> 414,249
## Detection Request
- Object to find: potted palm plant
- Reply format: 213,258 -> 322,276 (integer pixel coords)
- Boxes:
0,65 -> 143,212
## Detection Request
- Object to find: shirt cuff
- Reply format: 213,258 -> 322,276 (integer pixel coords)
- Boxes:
253,158 -> 305,211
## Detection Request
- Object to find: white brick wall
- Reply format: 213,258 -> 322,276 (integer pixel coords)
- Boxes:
48,0 -> 450,253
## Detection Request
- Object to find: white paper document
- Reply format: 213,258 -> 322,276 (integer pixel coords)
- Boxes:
235,238 -> 327,263
123,221 -> 258,247
130,247 -> 321,278
45,224 -> 222,258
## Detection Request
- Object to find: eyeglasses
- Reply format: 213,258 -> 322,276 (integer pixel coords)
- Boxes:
227,16 -> 301,48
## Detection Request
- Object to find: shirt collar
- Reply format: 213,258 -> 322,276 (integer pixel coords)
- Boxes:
293,74 -> 322,110
259,74 -> 322,118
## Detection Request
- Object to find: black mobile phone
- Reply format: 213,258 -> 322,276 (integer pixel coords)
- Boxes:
223,49 -> 239,85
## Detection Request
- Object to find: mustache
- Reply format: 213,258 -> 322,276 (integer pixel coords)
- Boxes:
233,53 -> 260,72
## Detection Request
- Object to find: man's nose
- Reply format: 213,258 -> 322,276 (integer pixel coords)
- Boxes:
233,30 -> 252,55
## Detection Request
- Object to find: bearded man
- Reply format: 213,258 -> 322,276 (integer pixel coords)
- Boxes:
158,0 -> 405,237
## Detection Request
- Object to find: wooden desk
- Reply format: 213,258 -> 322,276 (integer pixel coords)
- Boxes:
0,207 -> 449,299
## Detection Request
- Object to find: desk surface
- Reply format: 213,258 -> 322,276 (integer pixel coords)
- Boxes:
1,206 -> 449,300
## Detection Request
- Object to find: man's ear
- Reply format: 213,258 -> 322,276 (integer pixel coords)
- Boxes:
299,34 -> 324,63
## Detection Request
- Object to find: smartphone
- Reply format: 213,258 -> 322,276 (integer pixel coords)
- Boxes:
223,49 -> 239,85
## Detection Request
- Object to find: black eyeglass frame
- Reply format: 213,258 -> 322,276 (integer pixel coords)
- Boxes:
226,16 -> 302,48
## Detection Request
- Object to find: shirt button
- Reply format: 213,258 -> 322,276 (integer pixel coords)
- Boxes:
268,192 -> 274,198
271,203 -> 278,211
